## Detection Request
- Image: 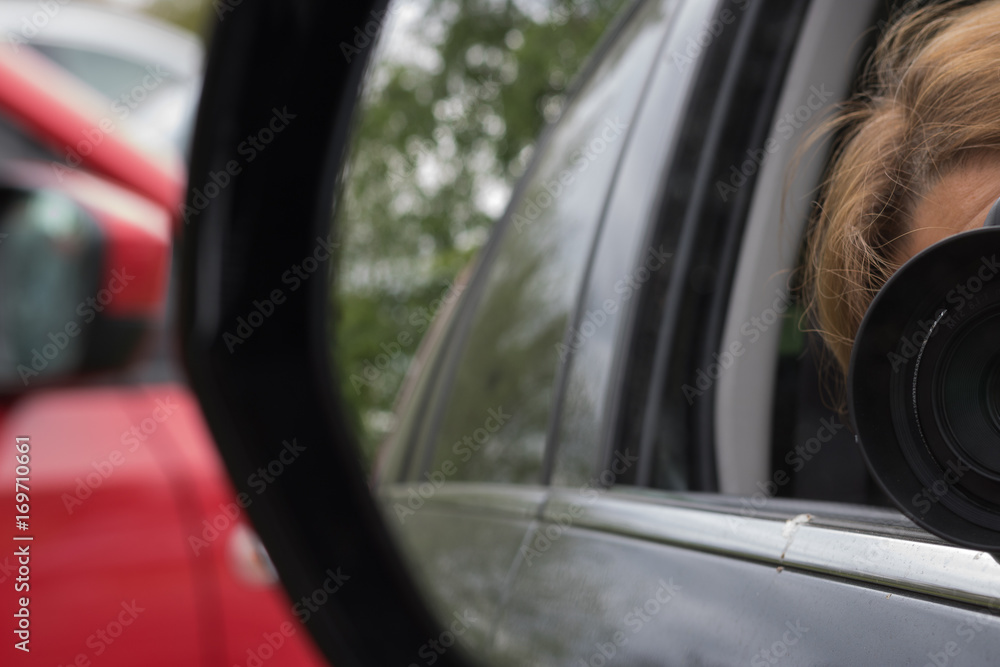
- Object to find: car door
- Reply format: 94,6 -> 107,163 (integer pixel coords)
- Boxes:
495,1 -> 1000,665
380,0 -> 1000,664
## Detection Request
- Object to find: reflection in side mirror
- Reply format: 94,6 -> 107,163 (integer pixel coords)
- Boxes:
0,189 -> 102,386
0,179 -> 170,392
851,227 -> 1000,550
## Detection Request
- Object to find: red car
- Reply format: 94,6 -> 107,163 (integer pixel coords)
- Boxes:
0,9 -> 326,667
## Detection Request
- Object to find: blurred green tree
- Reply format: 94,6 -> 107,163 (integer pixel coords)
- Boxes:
331,0 -> 627,462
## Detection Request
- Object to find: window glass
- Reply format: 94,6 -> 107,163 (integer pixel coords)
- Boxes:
329,0 -> 630,469
549,0 -> 691,486
424,0 -> 671,484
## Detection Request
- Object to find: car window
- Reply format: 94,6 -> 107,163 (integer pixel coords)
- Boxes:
333,0 -> 631,477
417,0 -> 672,486
577,0 -> 819,498
546,0 -> 695,488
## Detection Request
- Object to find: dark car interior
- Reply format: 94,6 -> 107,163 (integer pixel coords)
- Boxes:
770,5 -> 892,508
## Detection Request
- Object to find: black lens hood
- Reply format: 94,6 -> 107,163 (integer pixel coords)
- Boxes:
850,227 -> 1000,549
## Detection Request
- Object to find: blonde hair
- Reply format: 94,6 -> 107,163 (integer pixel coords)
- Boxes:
803,0 -> 1000,382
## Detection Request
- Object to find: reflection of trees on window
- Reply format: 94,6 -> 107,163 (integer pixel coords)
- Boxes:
429,227 -> 564,485
328,0 -> 627,458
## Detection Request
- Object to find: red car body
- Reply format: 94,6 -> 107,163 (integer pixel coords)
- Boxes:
0,44 -> 326,667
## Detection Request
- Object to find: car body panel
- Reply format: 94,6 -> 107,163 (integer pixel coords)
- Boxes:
499,520 -> 1000,666
384,486 -> 547,662
387,484 -> 1000,665
0,386 -> 205,666
0,383 -> 327,665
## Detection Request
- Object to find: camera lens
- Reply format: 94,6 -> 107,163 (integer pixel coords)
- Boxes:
850,227 -> 1000,549
933,312 -> 1000,478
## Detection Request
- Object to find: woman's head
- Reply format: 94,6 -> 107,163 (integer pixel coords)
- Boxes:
805,0 -> 1000,378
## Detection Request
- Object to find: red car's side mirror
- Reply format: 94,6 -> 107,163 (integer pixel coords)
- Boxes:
0,164 -> 170,392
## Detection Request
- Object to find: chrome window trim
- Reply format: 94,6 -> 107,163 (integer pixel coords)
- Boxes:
379,484 -> 548,522
383,482 -> 1000,610
548,490 -> 1000,609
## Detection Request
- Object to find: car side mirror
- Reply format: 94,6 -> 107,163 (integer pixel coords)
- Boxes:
177,1 -> 474,665
851,226 -> 1000,550
0,166 -> 170,392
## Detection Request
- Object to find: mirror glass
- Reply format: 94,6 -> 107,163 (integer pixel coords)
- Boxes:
0,189 -> 103,390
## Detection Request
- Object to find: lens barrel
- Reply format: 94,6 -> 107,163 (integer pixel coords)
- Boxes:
851,227 -> 1000,549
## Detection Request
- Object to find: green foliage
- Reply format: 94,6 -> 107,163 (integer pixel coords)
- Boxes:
330,0 -> 628,463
